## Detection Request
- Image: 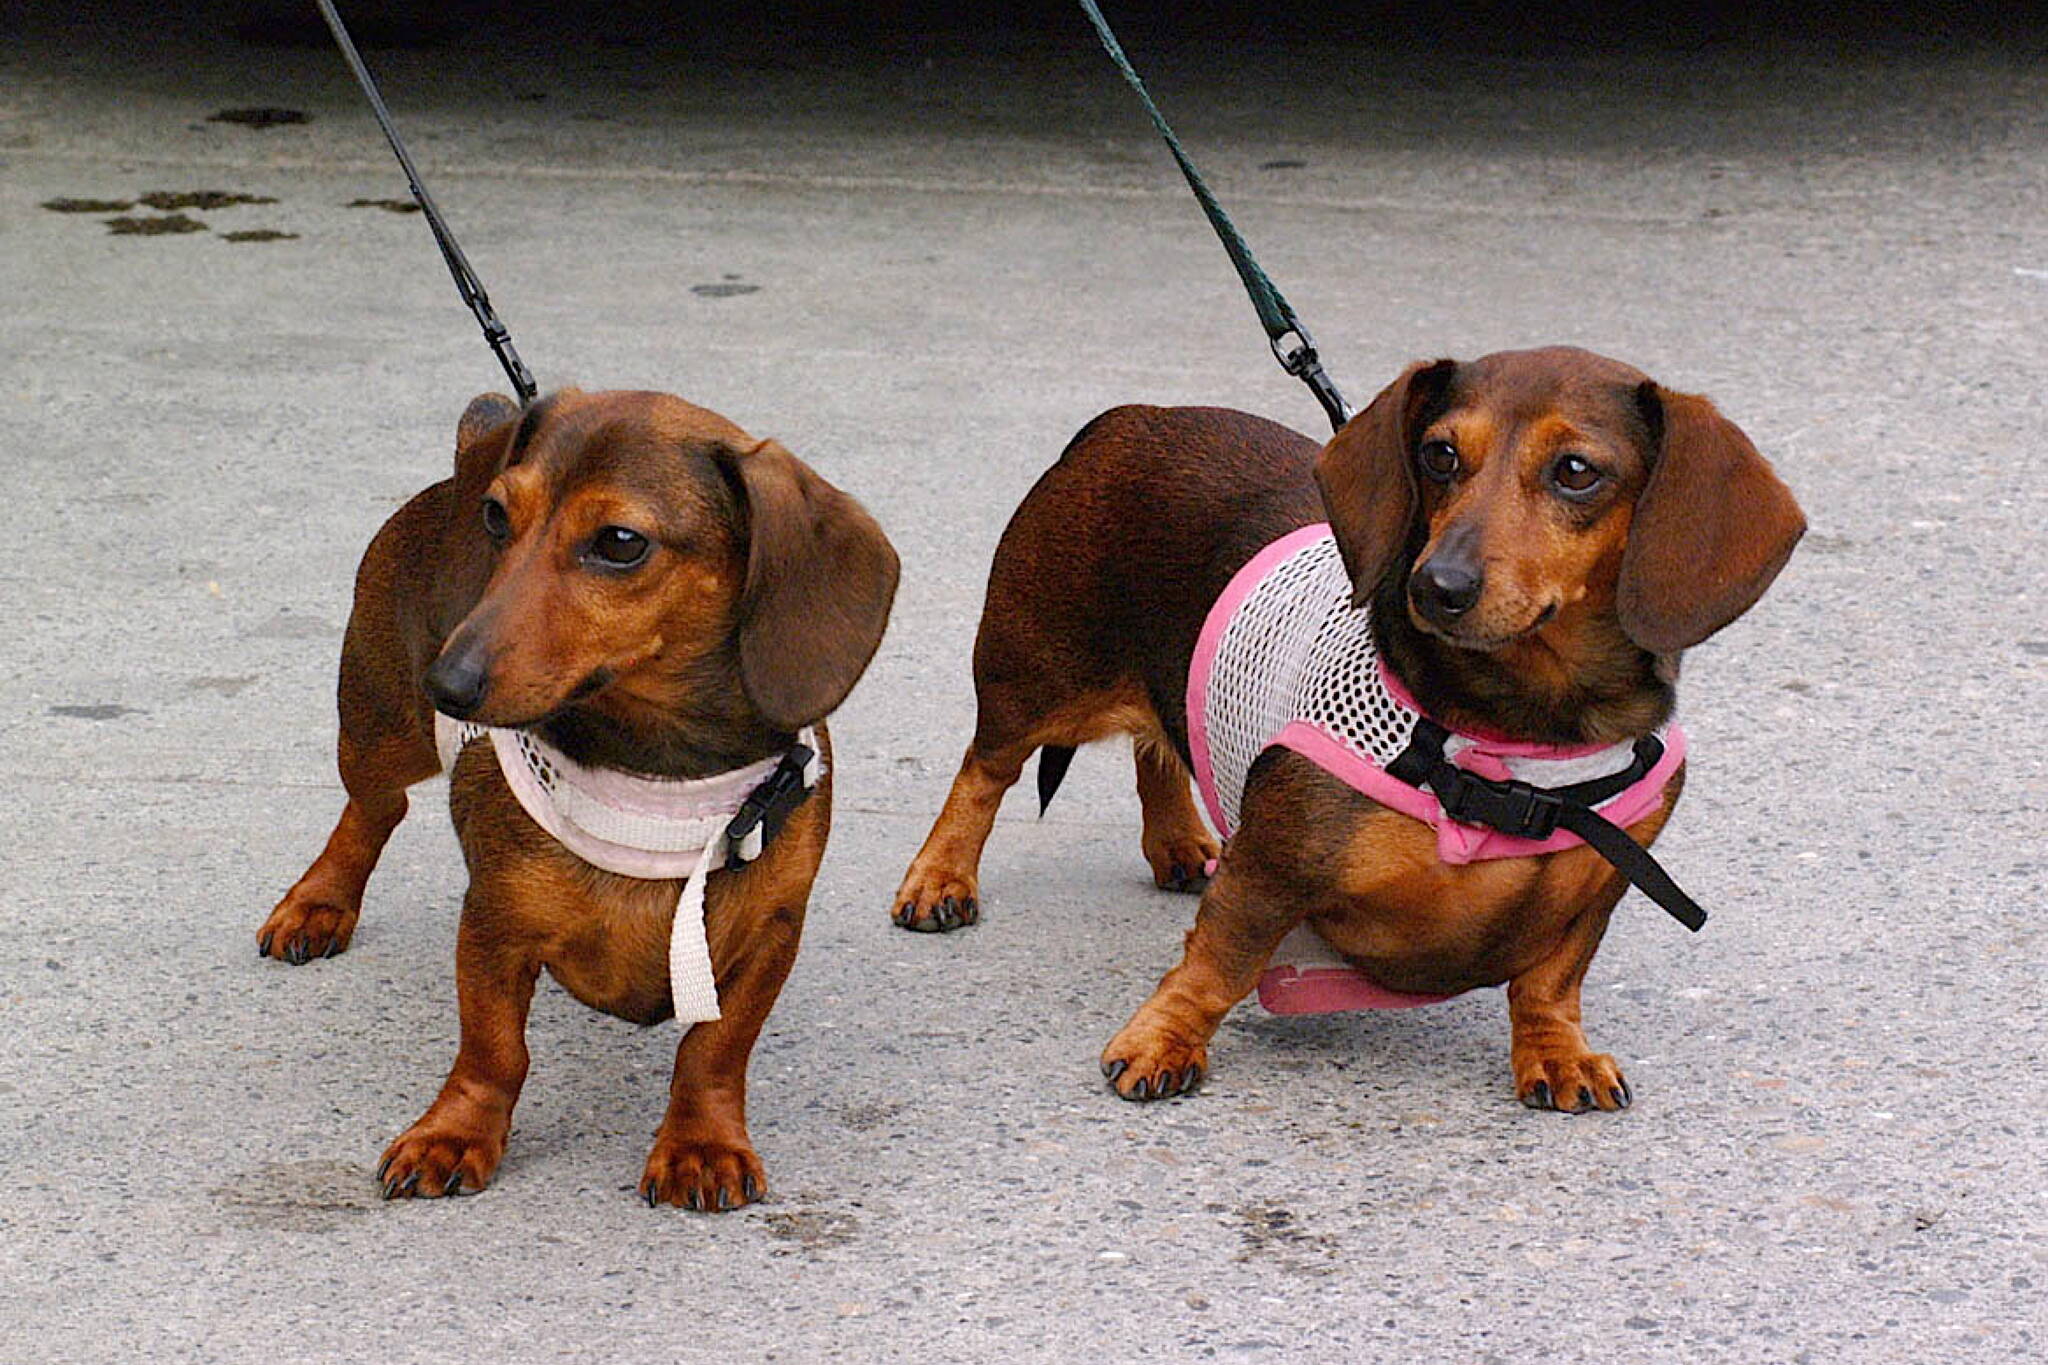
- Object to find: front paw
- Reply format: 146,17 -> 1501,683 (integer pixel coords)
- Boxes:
378,1120 -> 505,1198
1143,841 -> 1220,895
640,1132 -> 766,1212
1100,1024 -> 1208,1102
1515,1051 -> 1632,1113
890,866 -> 980,934
257,891 -> 359,964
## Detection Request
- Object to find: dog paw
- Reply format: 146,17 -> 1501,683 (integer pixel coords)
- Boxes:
257,893 -> 359,964
1100,1028 -> 1207,1102
640,1135 -> 765,1212
377,1122 -> 504,1199
1144,844 -> 1220,894
890,868 -> 980,933
1515,1052 -> 1631,1113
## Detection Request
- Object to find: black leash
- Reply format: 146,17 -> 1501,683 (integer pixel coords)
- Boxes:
1076,1 -> 1351,432
314,0 -> 537,404
1387,720 -> 1708,932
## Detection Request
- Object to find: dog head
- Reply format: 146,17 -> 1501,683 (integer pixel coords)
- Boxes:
1315,346 -> 1805,657
425,390 -> 899,743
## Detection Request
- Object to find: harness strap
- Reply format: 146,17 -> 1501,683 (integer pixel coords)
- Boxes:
314,0 -> 538,404
1388,719 -> 1707,932
1075,1 -> 1351,432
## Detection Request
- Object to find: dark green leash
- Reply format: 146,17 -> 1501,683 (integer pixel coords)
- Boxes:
314,0 -> 538,404
1076,0 -> 1351,432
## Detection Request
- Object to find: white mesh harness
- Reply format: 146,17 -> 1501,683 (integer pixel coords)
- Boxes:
436,715 -> 823,1025
1185,523 -> 1695,1012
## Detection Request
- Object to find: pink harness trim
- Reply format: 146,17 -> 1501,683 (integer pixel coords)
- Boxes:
1185,524 -> 1685,1014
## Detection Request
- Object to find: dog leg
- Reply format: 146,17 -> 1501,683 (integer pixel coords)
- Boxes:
641,880 -> 808,1211
1506,877 -> 1632,1114
1134,739 -> 1221,893
1100,858 -> 1298,1100
260,728 -> 435,963
379,900 -> 540,1197
891,740 -> 1029,932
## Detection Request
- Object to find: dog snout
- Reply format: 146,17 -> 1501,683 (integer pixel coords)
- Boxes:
1410,556 -> 1484,625
424,637 -> 491,719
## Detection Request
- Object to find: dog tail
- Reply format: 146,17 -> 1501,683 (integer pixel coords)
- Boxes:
1036,745 -> 1077,816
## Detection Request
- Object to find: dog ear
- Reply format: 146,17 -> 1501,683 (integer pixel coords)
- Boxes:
717,440 -> 901,730
1618,383 -> 1806,653
1314,359 -> 1456,605
457,393 -> 520,450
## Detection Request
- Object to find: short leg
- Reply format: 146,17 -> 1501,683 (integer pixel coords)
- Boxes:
1507,876 -> 1632,1114
259,729 -> 435,963
1134,740 -> 1221,893
1100,856 -> 1301,1101
379,897 -> 539,1197
891,740 -> 1029,933
642,872 -> 809,1211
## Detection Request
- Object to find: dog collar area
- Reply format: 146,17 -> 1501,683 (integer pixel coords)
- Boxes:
433,715 -> 824,1027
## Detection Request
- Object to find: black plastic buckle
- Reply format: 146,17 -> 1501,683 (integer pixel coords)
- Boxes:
1436,770 -> 1565,841
725,743 -> 818,867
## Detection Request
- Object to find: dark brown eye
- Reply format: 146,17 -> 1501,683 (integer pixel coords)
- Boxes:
587,526 -> 650,568
1417,439 -> 1460,483
1551,454 -> 1604,495
481,497 -> 510,542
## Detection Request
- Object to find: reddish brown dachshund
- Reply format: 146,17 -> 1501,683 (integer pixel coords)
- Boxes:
893,347 -> 1802,1112
262,389 -> 898,1206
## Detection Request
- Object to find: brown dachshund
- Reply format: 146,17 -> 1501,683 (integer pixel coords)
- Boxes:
892,347 -> 1802,1112
261,389 -> 898,1206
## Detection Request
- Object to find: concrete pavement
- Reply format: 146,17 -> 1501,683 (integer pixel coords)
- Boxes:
2,4 -> 2043,1361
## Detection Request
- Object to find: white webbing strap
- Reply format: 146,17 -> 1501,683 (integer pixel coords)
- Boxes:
669,821 -> 726,1024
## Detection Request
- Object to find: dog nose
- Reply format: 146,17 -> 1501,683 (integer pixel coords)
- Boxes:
1411,559 -> 1483,623
424,644 -> 490,719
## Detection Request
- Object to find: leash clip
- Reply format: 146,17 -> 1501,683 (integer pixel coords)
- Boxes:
1436,770 -> 1564,841
724,743 -> 820,867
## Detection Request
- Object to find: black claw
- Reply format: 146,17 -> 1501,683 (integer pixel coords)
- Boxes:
324,938 -> 343,959
399,1172 -> 421,1197
443,1172 -> 463,1197
643,1183 -> 658,1209
1132,1076 -> 1152,1101
1102,1058 -> 1128,1082
958,899 -> 979,925
1575,1086 -> 1594,1112
376,1154 -> 394,1181
1167,864 -> 1187,888
257,933 -> 273,958
742,1174 -> 760,1202
1180,1064 -> 1201,1093
289,939 -> 310,966
685,1189 -> 701,1211
937,896 -> 959,927
1614,1079 -> 1633,1109
382,1177 -> 401,1200
1526,1080 -> 1553,1110
717,1188 -> 734,1211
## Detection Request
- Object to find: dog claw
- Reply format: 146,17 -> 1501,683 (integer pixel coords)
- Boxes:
1575,1086 -> 1594,1112
323,938 -> 344,959
257,932 -> 273,958
1614,1079 -> 1633,1109
443,1172 -> 463,1197
1179,1064 -> 1201,1093
1102,1058 -> 1128,1083
376,1154 -> 394,1181
1524,1081 -> 1553,1110
743,1174 -> 760,1202
717,1188 -> 734,1211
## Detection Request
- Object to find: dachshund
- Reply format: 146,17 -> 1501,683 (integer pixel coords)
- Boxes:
261,389 -> 898,1205
891,347 -> 1802,1112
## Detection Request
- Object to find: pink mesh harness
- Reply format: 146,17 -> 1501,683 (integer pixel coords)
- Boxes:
1185,523 -> 1686,1013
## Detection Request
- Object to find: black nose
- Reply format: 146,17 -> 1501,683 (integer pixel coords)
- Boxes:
424,643 -> 489,719
1410,558 -> 1484,623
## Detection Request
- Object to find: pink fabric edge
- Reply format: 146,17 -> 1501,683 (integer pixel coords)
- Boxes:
1186,521 -> 1335,838
1256,965 -> 1457,1013
1271,720 -> 1687,861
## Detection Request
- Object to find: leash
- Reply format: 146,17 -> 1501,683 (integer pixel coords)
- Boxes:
1076,1 -> 1351,432
1387,720 -> 1709,932
314,0 -> 537,404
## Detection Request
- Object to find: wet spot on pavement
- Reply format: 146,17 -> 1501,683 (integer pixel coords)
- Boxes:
105,213 -> 207,236
50,704 -> 141,720
139,190 -> 278,211
42,197 -> 134,213
208,107 -> 310,129
222,230 -> 299,243
346,198 -> 420,214
214,1160 -> 379,1231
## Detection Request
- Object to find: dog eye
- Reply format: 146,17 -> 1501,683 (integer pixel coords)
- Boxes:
1417,440 -> 1461,483
1550,454 -> 1605,495
587,526 -> 651,568
481,497 -> 511,542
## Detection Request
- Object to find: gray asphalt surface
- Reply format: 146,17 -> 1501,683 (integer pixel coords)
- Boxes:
3,5 -> 2044,1362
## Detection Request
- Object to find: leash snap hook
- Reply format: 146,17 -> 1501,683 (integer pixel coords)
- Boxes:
1270,327 -> 1318,375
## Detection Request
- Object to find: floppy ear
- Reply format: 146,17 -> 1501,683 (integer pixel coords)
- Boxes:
456,392 -> 520,451
1314,359 -> 1456,605
716,440 -> 901,730
1618,383 -> 1806,653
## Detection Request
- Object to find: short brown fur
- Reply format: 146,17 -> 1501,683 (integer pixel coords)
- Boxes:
261,389 -> 898,1206
894,348 -> 1802,1111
